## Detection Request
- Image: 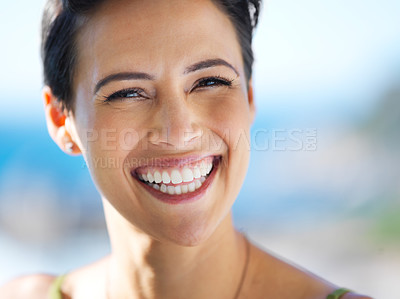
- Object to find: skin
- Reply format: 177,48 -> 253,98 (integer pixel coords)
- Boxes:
0,0 -> 372,298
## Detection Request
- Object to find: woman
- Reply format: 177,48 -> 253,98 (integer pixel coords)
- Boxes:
0,0 -> 371,298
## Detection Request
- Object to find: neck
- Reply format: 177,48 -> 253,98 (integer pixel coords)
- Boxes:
103,200 -> 247,299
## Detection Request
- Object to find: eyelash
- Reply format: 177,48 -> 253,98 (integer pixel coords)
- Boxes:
190,76 -> 234,92
103,88 -> 146,102
103,76 -> 234,102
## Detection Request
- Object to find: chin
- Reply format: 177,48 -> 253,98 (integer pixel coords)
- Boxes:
156,212 -> 226,247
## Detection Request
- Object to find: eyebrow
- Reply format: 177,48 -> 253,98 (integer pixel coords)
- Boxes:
94,72 -> 155,94
184,58 -> 239,76
94,58 -> 238,94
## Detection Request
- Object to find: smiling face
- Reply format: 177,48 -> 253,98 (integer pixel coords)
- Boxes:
65,0 -> 255,246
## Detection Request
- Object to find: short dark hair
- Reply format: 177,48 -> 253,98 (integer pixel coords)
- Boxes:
41,0 -> 262,111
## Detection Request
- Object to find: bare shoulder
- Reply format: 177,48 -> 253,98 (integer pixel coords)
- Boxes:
0,274 -> 57,299
0,257 -> 109,299
57,256 -> 109,298
243,241 -> 373,299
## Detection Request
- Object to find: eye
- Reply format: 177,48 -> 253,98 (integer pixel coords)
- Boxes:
191,76 -> 234,92
103,88 -> 148,102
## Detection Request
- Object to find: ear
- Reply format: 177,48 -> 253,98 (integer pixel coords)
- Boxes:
43,86 -> 81,155
247,79 -> 256,123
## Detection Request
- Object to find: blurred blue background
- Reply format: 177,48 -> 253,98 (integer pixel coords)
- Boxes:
1,1 -> 400,298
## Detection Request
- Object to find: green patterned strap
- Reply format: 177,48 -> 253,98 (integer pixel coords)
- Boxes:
48,275 -> 66,299
327,288 -> 352,299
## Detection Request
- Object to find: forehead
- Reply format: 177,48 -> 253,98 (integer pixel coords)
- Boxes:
75,0 -> 243,82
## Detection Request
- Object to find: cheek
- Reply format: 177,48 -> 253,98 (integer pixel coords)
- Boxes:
199,93 -> 252,195
71,109 -> 133,198
201,94 -> 252,148
77,105 -> 145,159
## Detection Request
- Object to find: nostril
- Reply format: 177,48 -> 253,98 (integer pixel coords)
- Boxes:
146,124 -> 203,148
148,129 -> 161,144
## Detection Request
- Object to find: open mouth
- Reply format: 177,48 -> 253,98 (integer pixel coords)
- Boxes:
131,155 -> 221,203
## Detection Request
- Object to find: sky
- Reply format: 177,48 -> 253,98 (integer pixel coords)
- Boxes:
253,0 -> 400,106
0,0 -> 400,125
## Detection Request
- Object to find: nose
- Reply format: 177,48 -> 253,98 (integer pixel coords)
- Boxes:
147,95 -> 203,149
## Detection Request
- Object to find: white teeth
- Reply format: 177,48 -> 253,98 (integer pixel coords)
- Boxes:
181,185 -> 188,193
162,171 -> 171,184
150,180 -> 203,194
188,182 -> 195,192
195,180 -> 201,189
200,161 -> 207,176
171,170 -> 183,184
174,185 -> 182,195
193,167 -> 201,179
147,172 -> 154,183
206,163 -> 212,174
139,158 -> 216,195
154,171 -> 162,183
167,186 -> 175,195
182,168 -> 194,182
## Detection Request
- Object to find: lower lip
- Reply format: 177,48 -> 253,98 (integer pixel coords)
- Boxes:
133,157 -> 220,205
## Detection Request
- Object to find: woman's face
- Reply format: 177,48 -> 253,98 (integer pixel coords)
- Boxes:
68,0 -> 255,246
